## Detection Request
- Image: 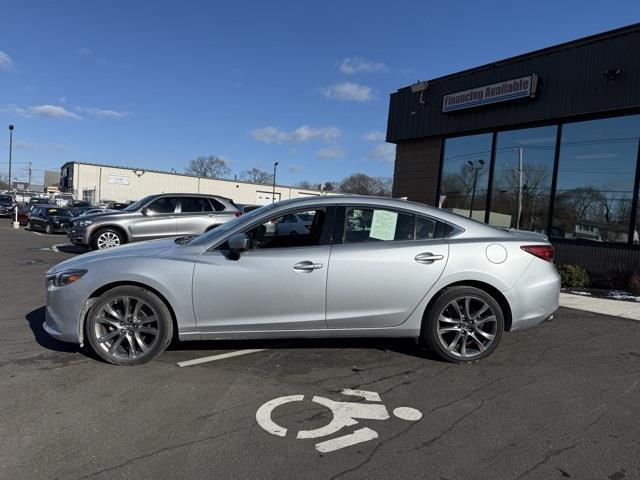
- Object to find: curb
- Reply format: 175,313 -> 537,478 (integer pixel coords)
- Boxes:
560,293 -> 640,321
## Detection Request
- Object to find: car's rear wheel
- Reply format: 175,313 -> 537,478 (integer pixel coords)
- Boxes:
422,286 -> 504,364
93,228 -> 124,250
86,286 -> 173,366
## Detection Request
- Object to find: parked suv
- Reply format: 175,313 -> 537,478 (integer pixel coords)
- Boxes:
0,194 -> 14,217
26,206 -> 73,234
68,193 -> 240,250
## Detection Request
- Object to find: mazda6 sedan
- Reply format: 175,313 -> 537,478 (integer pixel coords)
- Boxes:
44,195 -> 560,366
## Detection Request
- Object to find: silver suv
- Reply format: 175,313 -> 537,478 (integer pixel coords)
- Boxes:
68,193 -> 240,250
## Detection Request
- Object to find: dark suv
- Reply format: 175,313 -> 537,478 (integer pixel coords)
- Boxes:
68,193 -> 240,250
27,206 -> 73,234
0,194 -> 14,217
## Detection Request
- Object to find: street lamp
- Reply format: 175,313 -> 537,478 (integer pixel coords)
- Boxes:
8,125 -> 14,193
467,159 -> 485,219
272,162 -> 279,203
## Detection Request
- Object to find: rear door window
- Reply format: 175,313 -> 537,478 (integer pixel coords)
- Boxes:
181,197 -> 214,213
344,208 -> 414,244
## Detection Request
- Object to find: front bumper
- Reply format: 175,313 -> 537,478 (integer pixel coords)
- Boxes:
44,279 -> 88,344
68,225 -> 91,245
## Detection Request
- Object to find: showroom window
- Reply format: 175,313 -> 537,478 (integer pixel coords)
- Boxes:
551,115 -> 640,243
440,133 -> 492,221
489,126 -> 557,232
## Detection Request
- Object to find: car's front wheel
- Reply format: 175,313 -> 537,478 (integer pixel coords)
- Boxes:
45,223 -> 53,235
422,286 -> 504,364
85,286 -> 173,365
92,228 -> 124,250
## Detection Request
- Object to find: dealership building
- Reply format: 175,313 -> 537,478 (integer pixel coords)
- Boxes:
387,23 -> 640,276
59,161 -> 325,206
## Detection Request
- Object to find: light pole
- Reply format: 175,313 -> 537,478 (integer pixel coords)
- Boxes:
8,125 -> 14,193
467,159 -> 484,219
272,161 -> 279,203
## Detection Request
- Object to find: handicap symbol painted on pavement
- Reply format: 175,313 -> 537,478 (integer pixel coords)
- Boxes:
255,389 -> 422,453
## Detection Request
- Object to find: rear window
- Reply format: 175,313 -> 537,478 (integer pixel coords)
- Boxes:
210,199 -> 226,212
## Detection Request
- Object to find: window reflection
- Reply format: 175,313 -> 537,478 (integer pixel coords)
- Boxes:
489,126 -> 556,232
551,115 -> 640,243
440,134 -> 492,221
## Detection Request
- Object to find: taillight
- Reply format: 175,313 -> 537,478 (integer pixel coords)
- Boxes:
521,245 -> 554,262
235,211 -> 242,217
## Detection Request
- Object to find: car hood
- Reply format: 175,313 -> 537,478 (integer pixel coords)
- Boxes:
80,210 -> 135,221
47,237 -> 177,274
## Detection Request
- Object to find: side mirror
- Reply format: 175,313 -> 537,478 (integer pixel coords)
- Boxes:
141,207 -> 149,216
228,233 -> 250,253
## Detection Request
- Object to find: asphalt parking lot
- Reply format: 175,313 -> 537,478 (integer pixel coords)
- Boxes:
1,222 -> 639,480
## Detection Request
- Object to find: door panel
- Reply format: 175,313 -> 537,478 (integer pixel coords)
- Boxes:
325,241 -> 448,328
131,214 -> 177,241
193,246 -> 330,332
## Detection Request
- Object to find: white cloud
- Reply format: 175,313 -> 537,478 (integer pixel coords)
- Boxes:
288,164 -> 302,173
30,104 -> 81,119
47,142 -> 69,152
0,51 -> 14,71
5,139 -> 34,150
76,107 -> 129,118
78,47 -> 92,56
320,81 -> 375,102
339,57 -> 386,75
369,143 -> 396,164
316,146 -> 345,159
250,125 -> 342,144
362,130 -> 386,141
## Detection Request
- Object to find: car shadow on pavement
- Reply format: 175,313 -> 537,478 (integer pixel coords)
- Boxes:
25,306 -> 80,354
167,337 -> 443,362
56,244 -> 89,254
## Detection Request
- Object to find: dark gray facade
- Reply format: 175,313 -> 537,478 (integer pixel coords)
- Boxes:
387,24 -> 640,278
387,24 -> 640,143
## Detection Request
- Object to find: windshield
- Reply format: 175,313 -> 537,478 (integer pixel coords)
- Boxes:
191,203 -> 277,245
123,195 -> 154,211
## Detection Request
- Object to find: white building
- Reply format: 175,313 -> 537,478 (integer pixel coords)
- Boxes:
59,161 -> 327,205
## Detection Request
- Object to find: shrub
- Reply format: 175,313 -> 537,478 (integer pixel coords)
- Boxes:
556,264 -> 590,288
629,273 -> 640,296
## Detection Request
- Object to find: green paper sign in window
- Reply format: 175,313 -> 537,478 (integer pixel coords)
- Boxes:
369,210 -> 398,241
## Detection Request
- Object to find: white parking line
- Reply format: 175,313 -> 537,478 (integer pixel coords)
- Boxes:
31,231 -> 42,236
176,349 -> 267,367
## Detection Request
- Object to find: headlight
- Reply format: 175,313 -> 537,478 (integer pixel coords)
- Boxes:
75,219 -> 93,227
46,269 -> 87,287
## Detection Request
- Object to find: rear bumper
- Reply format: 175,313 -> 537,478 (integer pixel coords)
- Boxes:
505,259 -> 560,331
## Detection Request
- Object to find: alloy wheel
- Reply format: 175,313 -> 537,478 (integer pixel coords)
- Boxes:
97,231 -> 121,249
436,296 -> 498,359
92,296 -> 160,360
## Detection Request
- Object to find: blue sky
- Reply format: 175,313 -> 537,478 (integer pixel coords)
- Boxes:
1,1 -> 639,187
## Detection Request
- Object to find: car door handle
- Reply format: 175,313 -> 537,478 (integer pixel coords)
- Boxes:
414,252 -> 444,264
293,261 -> 324,271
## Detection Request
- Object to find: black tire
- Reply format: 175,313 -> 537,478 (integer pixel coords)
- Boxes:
85,285 -> 173,366
91,227 -> 124,250
45,223 -> 53,235
421,286 -> 504,364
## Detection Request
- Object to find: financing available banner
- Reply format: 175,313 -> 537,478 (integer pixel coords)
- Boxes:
442,74 -> 538,113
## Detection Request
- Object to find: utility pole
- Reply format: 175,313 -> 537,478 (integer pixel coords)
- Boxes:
467,159 -> 485,219
517,147 -> 523,230
27,162 -> 32,190
8,125 -> 14,192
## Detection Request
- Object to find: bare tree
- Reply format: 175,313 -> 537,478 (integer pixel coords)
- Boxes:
0,174 -> 9,190
185,155 -> 231,179
339,173 -> 392,196
241,168 -> 274,185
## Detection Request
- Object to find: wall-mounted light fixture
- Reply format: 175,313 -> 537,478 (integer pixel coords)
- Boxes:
133,169 -> 145,177
410,80 -> 429,105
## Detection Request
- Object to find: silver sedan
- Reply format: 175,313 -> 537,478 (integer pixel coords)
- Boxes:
44,195 -> 560,365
